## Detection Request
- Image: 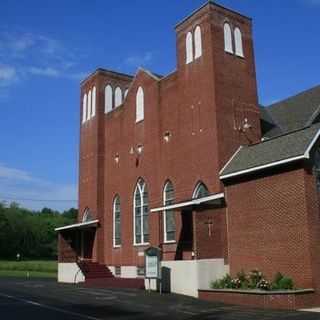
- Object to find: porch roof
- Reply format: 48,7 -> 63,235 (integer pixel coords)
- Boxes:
54,219 -> 99,232
150,193 -> 224,213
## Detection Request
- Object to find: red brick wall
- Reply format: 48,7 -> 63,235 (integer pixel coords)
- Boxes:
226,167 -> 320,289
76,3 -> 260,268
199,289 -> 317,310
58,232 -> 78,263
194,208 -> 228,260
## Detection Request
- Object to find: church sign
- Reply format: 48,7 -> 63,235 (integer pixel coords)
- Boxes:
144,247 -> 161,279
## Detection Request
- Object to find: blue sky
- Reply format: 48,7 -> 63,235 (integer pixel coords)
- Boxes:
0,0 -> 319,211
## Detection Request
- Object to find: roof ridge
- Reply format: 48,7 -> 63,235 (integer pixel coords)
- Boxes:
248,123 -> 319,148
267,84 -> 320,109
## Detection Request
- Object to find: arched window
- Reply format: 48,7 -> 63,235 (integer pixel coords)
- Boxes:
163,181 -> 175,242
91,86 -> 96,118
136,87 -> 144,122
224,23 -> 233,54
113,195 -> 121,247
82,93 -> 87,124
105,85 -> 113,113
115,87 -> 122,108
87,90 -> 92,120
82,208 -> 93,222
234,27 -> 244,57
194,26 -> 202,59
193,182 -> 209,199
134,179 -> 149,244
186,31 -> 193,64
124,89 -> 129,98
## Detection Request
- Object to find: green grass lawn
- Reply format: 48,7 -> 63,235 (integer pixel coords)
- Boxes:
0,260 -> 57,278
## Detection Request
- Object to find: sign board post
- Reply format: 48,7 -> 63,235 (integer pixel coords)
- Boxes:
144,246 -> 161,293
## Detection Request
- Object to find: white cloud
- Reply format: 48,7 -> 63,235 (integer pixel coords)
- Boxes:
0,30 -> 87,88
28,66 -> 61,78
125,52 -> 153,67
0,65 -> 17,87
302,0 -> 320,5
0,163 -> 77,212
0,163 -> 33,181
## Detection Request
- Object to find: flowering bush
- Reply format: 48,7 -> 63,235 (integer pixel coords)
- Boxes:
210,270 -> 295,291
257,279 -> 270,290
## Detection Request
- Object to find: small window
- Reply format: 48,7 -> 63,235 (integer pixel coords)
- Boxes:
234,27 -> 244,57
82,93 -> 87,123
91,86 -> 96,118
87,90 -> 92,120
82,208 -> 93,222
124,89 -> 129,98
194,26 -> 202,59
186,31 -> 193,64
134,178 -> 149,244
224,23 -> 233,54
193,182 -> 209,199
113,195 -> 121,247
115,87 -> 122,108
105,85 -> 113,113
136,87 -> 144,122
163,181 -> 176,242
137,266 -> 145,277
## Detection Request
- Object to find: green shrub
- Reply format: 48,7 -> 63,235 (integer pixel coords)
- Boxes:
271,272 -> 284,290
278,277 -> 294,290
248,269 -> 264,289
210,270 -> 295,291
236,270 -> 249,289
211,274 -> 233,289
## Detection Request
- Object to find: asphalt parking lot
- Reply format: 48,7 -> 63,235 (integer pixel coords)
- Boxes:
0,278 -> 320,319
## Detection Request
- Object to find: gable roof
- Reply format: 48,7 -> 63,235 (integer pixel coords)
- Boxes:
266,85 -> 320,134
259,105 -> 283,138
220,123 -> 320,180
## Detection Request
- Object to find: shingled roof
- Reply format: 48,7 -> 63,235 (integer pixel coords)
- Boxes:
266,85 -> 320,135
220,123 -> 320,179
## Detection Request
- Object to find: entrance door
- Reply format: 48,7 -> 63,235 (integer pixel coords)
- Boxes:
81,230 -> 95,260
176,210 -> 194,260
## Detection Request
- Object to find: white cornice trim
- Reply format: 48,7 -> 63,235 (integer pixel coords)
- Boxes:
55,220 -> 99,232
220,128 -> 320,180
150,193 -> 224,213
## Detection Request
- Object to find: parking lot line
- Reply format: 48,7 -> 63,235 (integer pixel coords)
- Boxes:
0,292 -> 103,320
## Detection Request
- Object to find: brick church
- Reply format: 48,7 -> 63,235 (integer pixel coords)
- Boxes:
56,1 -> 320,303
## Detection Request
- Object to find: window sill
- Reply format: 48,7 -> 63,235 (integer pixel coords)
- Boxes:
133,243 -> 149,247
113,245 -> 121,249
135,118 -> 144,124
163,240 -> 176,244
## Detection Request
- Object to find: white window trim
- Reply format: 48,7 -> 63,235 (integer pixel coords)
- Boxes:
113,196 -> 121,248
224,23 -> 233,54
115,87 -> 123,108
133,180 -> 150,246
91,86 -> 96,118
163,182 -> 176,244
105,85 -> 113,114
186,31 -> 193,64
192,182 -> 209,199
194,25 -> 202,59
234,27 -> 244,58
82,93 -> 87,124
136,87 -> 144,123
87,90 -> 92,120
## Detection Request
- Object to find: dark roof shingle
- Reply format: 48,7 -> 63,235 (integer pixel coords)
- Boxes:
220,123 -> 320,179
266,85 -> 320,134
